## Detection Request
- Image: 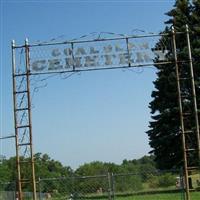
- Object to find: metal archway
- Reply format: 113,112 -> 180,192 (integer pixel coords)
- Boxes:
7,26 -> 200,200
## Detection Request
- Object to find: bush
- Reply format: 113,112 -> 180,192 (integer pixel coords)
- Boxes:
147,173 -> 176,189
158,173 -> 176,187
115,175 -> 143,192
147,176 -> 159,189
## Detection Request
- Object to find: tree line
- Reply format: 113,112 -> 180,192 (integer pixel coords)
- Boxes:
0,153 -> 178,195
0,153 -> 156,183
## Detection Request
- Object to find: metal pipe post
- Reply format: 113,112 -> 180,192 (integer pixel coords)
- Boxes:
107,173 -> 112,200
185,25 -> 200,164
25,38 -> 37,200
38,177 -> 42,200
12,40 -> 23,200
111,173 -> 115,200
172,26 -> 190,200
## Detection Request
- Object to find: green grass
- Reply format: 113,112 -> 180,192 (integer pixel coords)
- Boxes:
115,193 -> 183,200
114,192 -> 199,200
49,191 -> 200,200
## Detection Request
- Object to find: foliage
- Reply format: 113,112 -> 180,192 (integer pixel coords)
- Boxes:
148,173 -> 176,189
158,173 -> 176,187
73,157 -> 156,194
75,161 -> 120,176
114,175 -> 143,192
0,154 -> 157,193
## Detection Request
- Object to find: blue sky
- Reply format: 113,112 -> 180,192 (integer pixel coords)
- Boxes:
1,0 -> 175,169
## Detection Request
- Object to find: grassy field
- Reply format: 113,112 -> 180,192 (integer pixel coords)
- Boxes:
48,191 -> 200,200
114,192 -> 200,200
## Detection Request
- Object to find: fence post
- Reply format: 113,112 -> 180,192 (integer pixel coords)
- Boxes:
107,173 -> 112,200
180,168 -> 186,200
38,177 -> 41,200
111,173 -> 115,200
14,181 -> 17,200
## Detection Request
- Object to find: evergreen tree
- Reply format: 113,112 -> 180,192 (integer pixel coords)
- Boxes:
147,0 -> 200,169
191,0 -> 200,90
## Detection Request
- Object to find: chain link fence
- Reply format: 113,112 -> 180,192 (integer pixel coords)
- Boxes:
0,181 -> 46,200
0,181 -> 16,200
1,170 -> 200,200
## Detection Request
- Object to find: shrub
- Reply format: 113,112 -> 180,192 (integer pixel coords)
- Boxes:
158,173 -> 176,187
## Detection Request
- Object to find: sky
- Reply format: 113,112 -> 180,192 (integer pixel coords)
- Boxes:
0,0 -> 175,169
